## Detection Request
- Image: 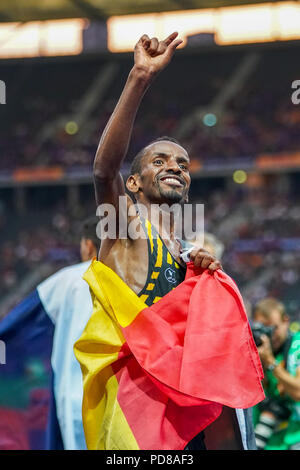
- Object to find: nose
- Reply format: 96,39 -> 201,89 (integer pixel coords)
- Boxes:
166,158 -> 182,173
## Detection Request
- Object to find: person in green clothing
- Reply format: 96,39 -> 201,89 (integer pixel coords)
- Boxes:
252,297 -> 300,450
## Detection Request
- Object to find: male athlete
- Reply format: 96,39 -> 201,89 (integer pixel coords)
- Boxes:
75,32 -> 260,450
94,32 -> 221,298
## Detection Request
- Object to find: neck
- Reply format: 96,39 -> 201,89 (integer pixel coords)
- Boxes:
136,200 -> 181,241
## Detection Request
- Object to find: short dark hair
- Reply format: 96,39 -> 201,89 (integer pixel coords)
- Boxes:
81,216 -> 101,253
130,136 -> 182,175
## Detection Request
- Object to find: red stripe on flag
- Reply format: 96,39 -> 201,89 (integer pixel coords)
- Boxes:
113,345 -> 221,450
121,263 -> 264,409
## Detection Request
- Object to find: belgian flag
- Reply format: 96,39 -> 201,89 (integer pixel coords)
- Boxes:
74,260 -> 264,450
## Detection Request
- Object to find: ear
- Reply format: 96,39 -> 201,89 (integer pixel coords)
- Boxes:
86,239 -> 97,258
126,174 -> 141,194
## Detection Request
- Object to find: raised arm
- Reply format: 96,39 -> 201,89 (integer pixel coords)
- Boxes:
93,32 -> 182,207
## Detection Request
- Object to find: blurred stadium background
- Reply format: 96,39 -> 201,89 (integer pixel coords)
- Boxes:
0,0 -> 300,329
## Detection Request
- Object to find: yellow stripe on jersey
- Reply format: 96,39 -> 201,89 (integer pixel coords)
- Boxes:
139,294 -> 149,304
167,252 -> 173,265
145,219 -> 154,254
146,283 -> 155,291
151,272 -> 160,279
155,237 -> 163,268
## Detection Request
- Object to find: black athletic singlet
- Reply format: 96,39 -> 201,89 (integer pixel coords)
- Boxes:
137,218 -> 206,450
137,218 -> 186,307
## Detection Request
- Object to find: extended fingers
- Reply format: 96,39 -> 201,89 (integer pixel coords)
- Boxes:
141,32 -> 178,49
139,32 -> 182,56
163,31 -> 183,51
164,31 -> 179,45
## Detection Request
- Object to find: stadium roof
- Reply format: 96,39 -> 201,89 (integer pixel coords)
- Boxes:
0,0 -> 284,22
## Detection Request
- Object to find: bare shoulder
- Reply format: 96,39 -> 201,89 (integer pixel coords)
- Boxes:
97,192 -> 145,259
97,193 -> 149,292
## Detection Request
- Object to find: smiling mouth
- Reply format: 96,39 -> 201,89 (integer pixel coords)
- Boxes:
159,176 -> 184,188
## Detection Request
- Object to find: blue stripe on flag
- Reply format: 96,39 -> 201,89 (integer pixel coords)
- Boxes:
0,289 -> 54,449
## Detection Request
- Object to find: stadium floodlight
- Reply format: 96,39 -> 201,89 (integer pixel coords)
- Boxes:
107,2 -> 300,53
0,19 -> 84,58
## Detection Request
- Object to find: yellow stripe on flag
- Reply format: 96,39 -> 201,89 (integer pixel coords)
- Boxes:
74,263 -> 140,450
87,260 -> 146,328
90,369 -> 139,450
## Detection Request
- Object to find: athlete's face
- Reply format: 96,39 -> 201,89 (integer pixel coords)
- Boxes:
129,141 -> 191,205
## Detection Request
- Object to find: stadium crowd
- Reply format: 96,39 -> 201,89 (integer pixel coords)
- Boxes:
1,174 -> 300,322
0,44 -> 299,172
0,43 -> 300,322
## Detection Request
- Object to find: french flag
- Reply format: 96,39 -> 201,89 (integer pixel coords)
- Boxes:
0,261 -> 92,450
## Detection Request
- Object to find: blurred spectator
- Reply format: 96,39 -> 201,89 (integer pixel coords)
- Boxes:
252,298 -> 300,450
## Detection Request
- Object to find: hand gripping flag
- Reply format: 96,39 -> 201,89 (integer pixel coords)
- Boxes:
74,260 -> 264,450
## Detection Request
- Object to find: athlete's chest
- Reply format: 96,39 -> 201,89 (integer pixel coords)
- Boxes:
100,231 -> 184,297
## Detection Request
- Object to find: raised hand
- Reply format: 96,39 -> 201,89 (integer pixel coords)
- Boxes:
134,32 -> 183,76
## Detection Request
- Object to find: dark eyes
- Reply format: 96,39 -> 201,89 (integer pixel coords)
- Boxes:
153,159 -> 188,170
